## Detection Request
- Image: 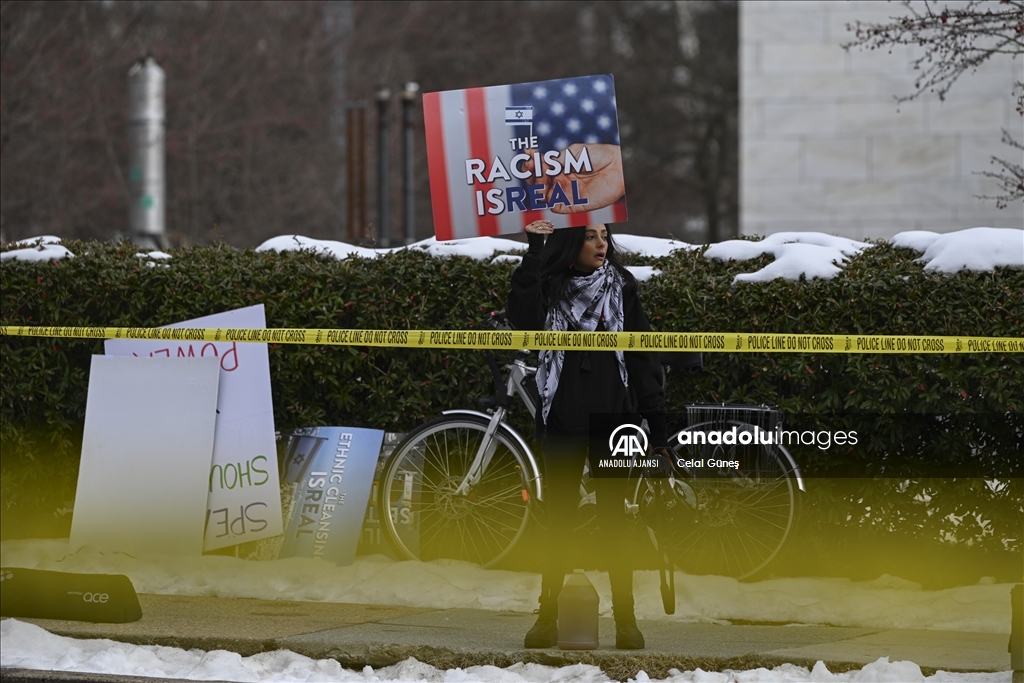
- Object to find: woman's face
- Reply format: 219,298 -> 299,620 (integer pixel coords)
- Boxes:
575,224 -> 609,272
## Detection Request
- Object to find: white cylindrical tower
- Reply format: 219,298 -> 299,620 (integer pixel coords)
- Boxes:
128,56 -> 166,247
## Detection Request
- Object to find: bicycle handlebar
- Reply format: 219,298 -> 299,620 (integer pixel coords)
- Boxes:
482,310 -> 510,329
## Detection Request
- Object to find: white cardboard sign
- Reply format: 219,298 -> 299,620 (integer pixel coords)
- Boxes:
71,356 -> 220,556
104,305 -> 283,550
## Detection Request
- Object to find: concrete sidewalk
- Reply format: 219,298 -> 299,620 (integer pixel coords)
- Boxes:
1,594 -> 1012,681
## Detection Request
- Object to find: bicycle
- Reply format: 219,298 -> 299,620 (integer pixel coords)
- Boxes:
377,313 -> 805,580
629,403 -> 804,582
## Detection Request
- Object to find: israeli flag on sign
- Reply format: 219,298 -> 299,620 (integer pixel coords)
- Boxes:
504,105 -> 533,125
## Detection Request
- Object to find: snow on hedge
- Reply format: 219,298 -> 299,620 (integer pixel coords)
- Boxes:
1,235 -> 75,263
898,227 -> 1024,273
5,229 -> 1022,282
255,234 -> 383,259
613,233 -> 696,257
704,233 -> 872,283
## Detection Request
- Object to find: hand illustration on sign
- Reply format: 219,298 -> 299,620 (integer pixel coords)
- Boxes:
526,143 -> 624,214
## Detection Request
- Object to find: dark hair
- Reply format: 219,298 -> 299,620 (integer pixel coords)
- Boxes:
539,224 -> 637,307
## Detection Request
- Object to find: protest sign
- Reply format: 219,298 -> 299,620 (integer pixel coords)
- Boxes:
355,432 -> 404,559
71,356 -> 219,556
279,427 -> 384,566
423,74 -> 627,240
104,304 -> 283,551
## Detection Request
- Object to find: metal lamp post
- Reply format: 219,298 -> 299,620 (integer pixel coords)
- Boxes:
375,85 -> 391,248
401,82 -> 419,245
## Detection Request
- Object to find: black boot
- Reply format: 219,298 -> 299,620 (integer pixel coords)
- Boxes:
611,572 -> 645,650
614,613 -> 645,650
524,586 -> 559,648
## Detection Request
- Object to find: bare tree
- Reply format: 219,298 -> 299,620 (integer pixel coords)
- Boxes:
669,1 -> 738,244
980,128 -> 1024,208
843,0 -> 1024,208
1,1 -> 124,241
1,1 -> 343,246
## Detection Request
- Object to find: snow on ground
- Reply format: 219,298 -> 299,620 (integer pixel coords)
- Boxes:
0,620 -> 1010,683
0,539 -> 1009,634
5,229 -> 1022,282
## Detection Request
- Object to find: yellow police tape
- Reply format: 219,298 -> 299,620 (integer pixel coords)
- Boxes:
1,325 -> 1022,354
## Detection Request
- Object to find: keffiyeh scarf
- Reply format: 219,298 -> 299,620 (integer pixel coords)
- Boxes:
536,264 -> 629,424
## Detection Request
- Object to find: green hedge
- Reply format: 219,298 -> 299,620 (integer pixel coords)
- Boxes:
2,238 -> 1021,553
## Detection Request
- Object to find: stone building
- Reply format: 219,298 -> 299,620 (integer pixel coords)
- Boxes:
740,1 -> 1022,240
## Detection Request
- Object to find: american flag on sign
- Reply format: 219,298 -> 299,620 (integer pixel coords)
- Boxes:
508,76 -> 620,152
423,75 -> 627,240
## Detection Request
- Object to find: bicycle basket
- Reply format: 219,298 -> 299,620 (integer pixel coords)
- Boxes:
681,404 -> 784,467
686,404 -> 783,432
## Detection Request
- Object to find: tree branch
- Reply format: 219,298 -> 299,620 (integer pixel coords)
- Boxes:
843,0 -> 1024,208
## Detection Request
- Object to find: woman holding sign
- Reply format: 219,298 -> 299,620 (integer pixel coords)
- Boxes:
507,220 -> 669,650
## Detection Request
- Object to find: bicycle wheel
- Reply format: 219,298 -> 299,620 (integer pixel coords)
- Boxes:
378,414 -> 536,568
634,421 -> 799,581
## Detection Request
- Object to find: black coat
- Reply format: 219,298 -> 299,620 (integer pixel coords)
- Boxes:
506,241 -> 668,444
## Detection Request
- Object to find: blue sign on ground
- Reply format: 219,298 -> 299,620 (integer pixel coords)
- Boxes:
279,427 -> 384,566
